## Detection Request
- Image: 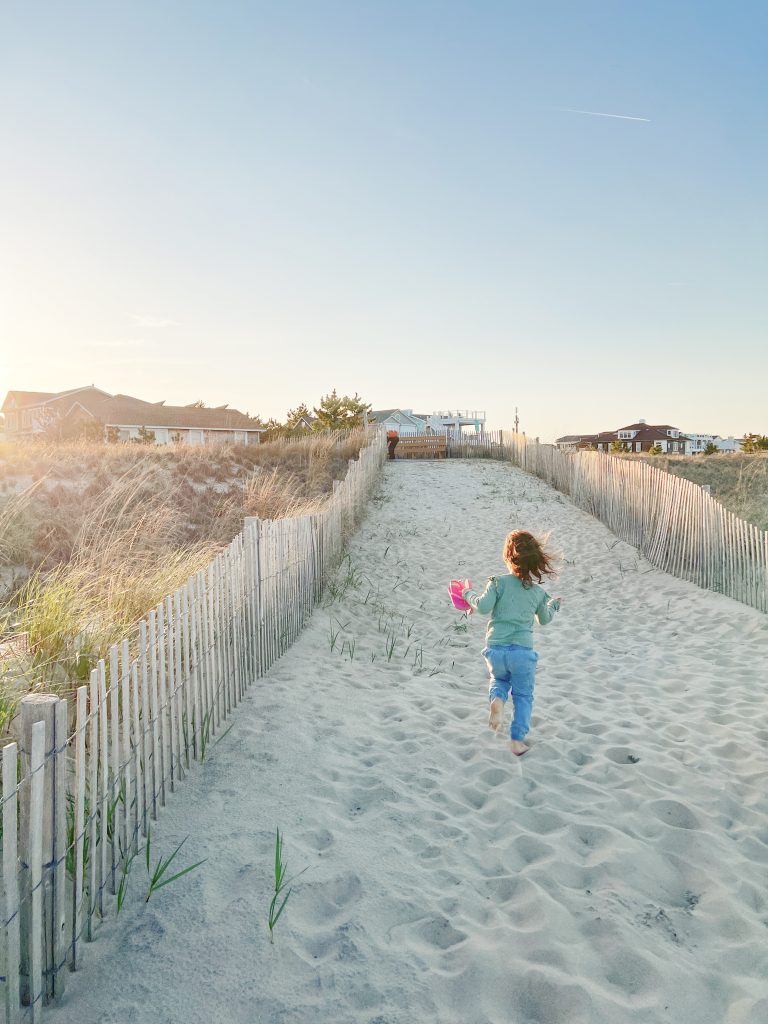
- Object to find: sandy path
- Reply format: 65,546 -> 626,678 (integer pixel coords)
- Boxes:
50,459 -> 768,1024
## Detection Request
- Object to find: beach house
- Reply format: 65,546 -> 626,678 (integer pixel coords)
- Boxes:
556,420 -> 690,454
371,408 -> 487,438
1,386 -> 265,445
683,433 -> 740,454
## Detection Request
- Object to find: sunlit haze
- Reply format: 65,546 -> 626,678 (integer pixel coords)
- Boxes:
2,1 -> 766,440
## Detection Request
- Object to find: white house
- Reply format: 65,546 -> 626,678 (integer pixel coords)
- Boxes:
370,409 -> 428,436
1,386 -> 265,445
422,410 -> 487,438
371,408 -> 487,439
683,433 -> 740,455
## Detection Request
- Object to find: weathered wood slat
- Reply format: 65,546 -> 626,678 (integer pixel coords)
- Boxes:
72,687 -> 88,969
52,698 -> 68,998
2,741 -> 21,1023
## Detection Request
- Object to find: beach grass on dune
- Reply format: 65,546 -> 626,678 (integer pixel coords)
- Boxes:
624,452 -> 768,531
0,431 -> 367,718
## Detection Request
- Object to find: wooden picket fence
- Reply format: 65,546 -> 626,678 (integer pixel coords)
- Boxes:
495,432 -> 768,613
0,431 -> 386,1023
446,430 -> 505,458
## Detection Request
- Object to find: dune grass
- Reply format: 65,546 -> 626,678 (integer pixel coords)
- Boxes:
628,453 -> 768,532
0,431 -> 367,721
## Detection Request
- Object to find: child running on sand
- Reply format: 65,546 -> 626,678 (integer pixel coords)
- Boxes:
462,530 -> 561,756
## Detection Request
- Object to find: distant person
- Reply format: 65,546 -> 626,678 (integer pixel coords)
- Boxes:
461,531 -> 562,756
386,430 -> 399,460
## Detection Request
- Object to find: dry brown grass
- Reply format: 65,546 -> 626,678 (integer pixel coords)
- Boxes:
0,431 -> 367,714
0,431 -> 366,574
626,453 -> 768,532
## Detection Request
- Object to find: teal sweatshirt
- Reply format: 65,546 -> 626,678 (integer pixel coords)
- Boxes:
462,574 -> 560,648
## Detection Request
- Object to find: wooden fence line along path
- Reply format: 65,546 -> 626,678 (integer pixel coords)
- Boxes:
487,431 -> 767,614
365,425 -> 764,610
0,432 -> 386,1024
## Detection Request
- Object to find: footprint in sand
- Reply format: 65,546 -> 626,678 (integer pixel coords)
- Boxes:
479,767 -> 512,787
301,828 -> 334,852
649,799 -> 702,830
604,746 -> 641,765
408,914 -> 468,951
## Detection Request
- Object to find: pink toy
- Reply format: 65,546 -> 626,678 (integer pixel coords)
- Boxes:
448,579 -> 472,611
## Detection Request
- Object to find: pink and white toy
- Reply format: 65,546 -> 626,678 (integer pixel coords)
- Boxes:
448,579 -> 472,611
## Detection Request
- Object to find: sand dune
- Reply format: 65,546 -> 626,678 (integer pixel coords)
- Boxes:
50,459 -> 768,1024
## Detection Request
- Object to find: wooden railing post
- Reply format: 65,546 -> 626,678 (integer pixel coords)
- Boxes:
19,693 -> 68,1009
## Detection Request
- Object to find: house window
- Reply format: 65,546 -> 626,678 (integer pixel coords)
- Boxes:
635,442 -> 641,451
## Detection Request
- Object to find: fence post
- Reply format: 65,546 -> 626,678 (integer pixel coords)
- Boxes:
3,740 -> 21,1023
19,693 -> 68,1008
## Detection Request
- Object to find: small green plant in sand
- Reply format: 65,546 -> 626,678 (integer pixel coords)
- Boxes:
324,555 -> 364,604
117,848 -> 139,914
328,624 -> 341,652
200,706 -> 235,761
385,632 -> 397,661
199,707 -> 215,761
268,827 -> 306,943
65,792 -> 92,879
145,826 -> 206,903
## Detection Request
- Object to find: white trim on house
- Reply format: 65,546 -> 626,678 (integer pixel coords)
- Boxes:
108,423 -> 262,445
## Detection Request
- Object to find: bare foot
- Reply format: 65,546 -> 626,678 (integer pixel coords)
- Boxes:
509,739 -> 529,757
488,698 -> 504,731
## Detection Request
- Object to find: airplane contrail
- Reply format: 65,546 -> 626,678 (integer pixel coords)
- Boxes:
558,106 -> 651,122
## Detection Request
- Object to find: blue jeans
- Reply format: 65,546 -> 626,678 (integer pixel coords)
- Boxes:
483,644 -> 538,740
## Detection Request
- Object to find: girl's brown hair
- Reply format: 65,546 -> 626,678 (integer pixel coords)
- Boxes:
503,530 -> 556,587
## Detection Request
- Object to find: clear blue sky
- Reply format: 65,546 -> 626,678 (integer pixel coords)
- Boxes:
2,1 -> 766,440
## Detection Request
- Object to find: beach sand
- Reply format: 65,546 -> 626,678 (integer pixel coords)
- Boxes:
49,459 -> 768,1024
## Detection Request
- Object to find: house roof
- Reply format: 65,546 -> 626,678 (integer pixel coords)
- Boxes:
621,426 -> 690,442
2,386 -> 263,431
2,390 -> 57,411
617,422 -> 681,433
93,396 -> 262,430
370,409 -> 425,425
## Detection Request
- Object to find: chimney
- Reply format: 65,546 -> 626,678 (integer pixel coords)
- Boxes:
639,418 -> 646,424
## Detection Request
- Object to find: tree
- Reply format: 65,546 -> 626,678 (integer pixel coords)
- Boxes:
131,426 -> 156,445
741,433 -> 768,452
312,390 -> 371,430
648,444 -> 663,455
285,403 -> 312,428
610,440 -> 629,453
105,426 -> 121,444
703,442 -> 719,455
